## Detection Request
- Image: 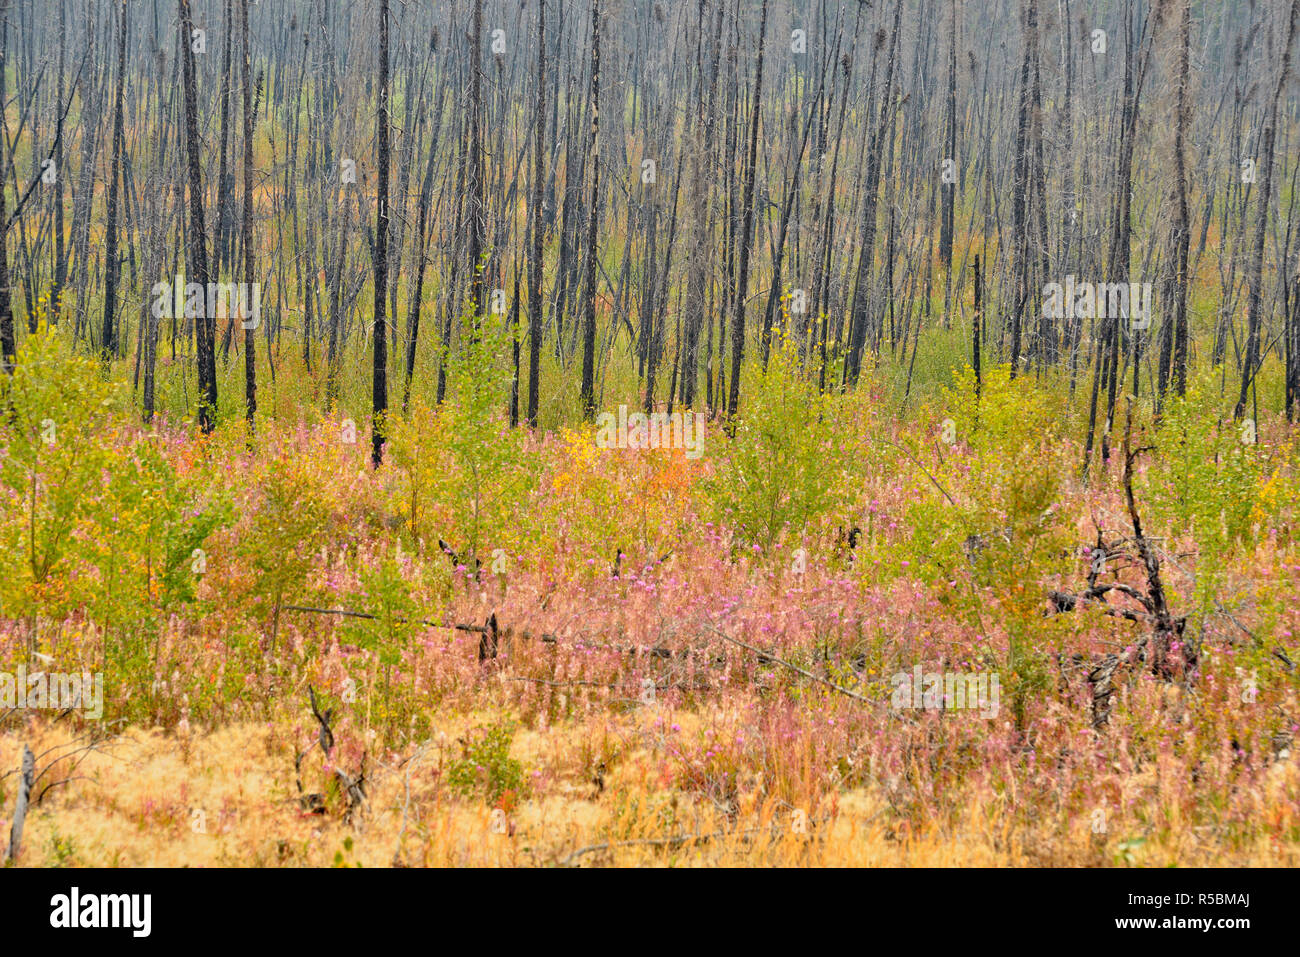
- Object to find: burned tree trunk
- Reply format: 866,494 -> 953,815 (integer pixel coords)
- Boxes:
1169,0 -> 1192,398
1235,0 -> 1299,421
402,29 -> 446,413
1007,0 -> 1038,378
50,0 -> 68,323
973,253 -> 982,402
760,54 -> 826,367
372,0 -> 391,467
467,0 -> 486,327
179,0 -> 217,432
214,0 -> 234,282
580,0 -> 601,420
527,0 -> 546,428
240,0 -> 256,429
845,1 -> 902,388
726,0 -> 768,418
1120,403 -> 1188,681
100,0 -> 128,364
938,0 -> 957,274
0,0 -> 12,374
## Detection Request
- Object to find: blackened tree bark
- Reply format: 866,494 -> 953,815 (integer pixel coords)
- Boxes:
726,0 -> 768,418
580,0 -> 601,419
0,0 -> 13,374
467,0 -> 485,327
372,0 -> 391,467
1084,0 -> 1155,472
101,0 -> 128,364
214,0 -> 233,286
403,28 -> 446,413
70,20 -> 103,348
1235,0 -> 1299,420
179,0 -> 217,432
509,265 -> 521,425
241,0 -> 256,429
1168,0 -> 1192,398
50,0 -> 67,323
681,0 -> 723,409
939,0 -> 957,272
1008,0 -> 1038,378
845,0 -> 902,387
527,0 -> 546,427
973,252 -> 982,403
760,52 -> 827,367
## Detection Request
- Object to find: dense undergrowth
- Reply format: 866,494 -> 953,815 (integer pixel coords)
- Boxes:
0,323 -> 1297,866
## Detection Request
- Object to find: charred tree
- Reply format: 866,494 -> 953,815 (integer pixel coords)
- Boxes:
100,0 -> 128,364
726,0 -> 768,418
527,0 -> 546,427
1235,0 -> 1299,420
579,0 -> 601,420
240,0 -> 257,429
372,0 -> 391,467
179,0 -> 217,432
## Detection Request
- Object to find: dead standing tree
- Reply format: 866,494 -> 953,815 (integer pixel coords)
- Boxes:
580,0 -> 602,420
179,0 -> 217,433
402,26 -> 448,413
372,0 -> 391,467
725,0 -> 768,419
1007,0 -> 1037,378
1050,402 -> 1191,728
527,0 -> 546,427
1235,0 -> 1299,421
99,0 -> 127,364
1158,0 -> 1192,402
844,0 -> 902,390
0,0 -> 12,373
466,0 -> 486,338
1083,0 -> 1158,474
938,0 -> 958,280
240,0 -> 257,429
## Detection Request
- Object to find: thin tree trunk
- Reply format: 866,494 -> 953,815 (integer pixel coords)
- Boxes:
240,0 -> 256,430
0,0 -> 13,373
50,0 -> 67,322
372,0 -> 391,467
845,1 -> 902,387
467,0 -> 485,326
579,0 -> 601,419
1170,0 -> 1191,398
1236,0 -> 1299,419
726,0 -> 769,418
179,0 -> 217,432
101,0 -> 128,364
973,252 -> 982,403
527,0 -> 545,427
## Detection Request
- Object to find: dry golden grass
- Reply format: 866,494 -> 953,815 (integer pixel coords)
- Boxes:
4,715 -> 1295,868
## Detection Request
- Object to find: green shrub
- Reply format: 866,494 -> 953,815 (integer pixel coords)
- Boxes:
447,721 -> 526,803
705,336 -> 846,547
389,302 -> 539,563
0,326 -> 123,642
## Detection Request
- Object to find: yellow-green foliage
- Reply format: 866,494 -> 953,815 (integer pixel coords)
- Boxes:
0,327 -> 125,630
704,336 -> 848,547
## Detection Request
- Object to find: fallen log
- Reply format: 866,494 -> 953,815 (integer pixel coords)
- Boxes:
1048,404 -> 1193,730
282,603 -> 717,663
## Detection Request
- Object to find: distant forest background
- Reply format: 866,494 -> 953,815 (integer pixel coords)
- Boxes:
0,0 -> 1298,466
